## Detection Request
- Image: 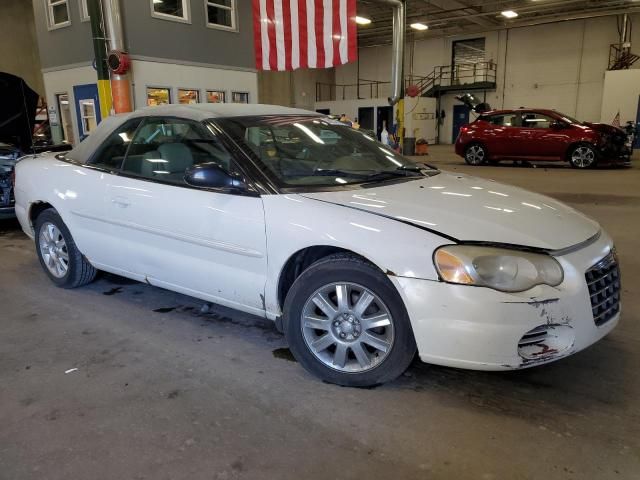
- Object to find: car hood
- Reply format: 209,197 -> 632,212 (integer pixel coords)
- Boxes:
300,172 -> 600,250
583,122 -> 625,136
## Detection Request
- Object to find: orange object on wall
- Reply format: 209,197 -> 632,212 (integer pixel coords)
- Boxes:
111,77 -> 132,113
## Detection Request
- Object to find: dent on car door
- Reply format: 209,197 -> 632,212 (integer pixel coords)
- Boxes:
105,117 -> 268,315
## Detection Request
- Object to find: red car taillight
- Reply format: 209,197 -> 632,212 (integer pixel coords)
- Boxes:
460,126 -> 469,134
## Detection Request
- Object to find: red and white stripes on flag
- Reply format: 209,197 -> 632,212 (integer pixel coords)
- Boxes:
253,0 -> 358,71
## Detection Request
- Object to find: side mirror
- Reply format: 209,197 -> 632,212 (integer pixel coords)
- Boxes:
550,121 -> 567,130
184,163 -> 247,191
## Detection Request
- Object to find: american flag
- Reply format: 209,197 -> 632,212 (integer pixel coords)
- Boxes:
612,111 -> 621,128
252,0 -> 358,71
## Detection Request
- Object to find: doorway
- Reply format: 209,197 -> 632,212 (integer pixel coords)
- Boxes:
452,104 -> 470,143
376,106 -> 393,141
358,107 -> 374,131
56,93 -> 75,144
73,84 -> 102,141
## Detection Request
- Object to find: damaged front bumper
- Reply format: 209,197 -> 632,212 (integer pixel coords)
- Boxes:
390,231 -> 620,370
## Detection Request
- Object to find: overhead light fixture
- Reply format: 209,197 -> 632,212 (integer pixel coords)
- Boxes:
501,10 -> 518,18
410,23 -> 429,31
355,16 -> 371,25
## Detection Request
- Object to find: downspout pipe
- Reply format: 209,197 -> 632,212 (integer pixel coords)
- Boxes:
376,0 -> 406,106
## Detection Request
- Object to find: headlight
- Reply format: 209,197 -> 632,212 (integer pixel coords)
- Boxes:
434,245 -> 563,292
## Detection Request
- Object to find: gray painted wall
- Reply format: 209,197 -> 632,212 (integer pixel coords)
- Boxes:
1,0 -> 45,94
32,0 -> 94,69
123,0 -> 255,69
32,0 -> 255,70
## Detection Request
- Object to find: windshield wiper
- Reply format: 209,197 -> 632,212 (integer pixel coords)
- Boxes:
312,168 -> 370,178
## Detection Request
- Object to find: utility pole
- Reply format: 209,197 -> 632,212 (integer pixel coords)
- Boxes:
86,0 -> 112,119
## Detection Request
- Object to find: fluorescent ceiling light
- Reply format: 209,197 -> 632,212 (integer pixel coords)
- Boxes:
410,23 -> 429,31
501,10 -> 518,18
355,16 -> 371,25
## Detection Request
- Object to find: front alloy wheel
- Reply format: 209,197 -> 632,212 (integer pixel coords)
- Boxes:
301,282 -> 394,373
283,253 -> 416,387
465,144 -> 486,166
570,144 -> 597,168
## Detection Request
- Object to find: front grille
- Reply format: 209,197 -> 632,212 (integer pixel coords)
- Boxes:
585,251 -> 621,326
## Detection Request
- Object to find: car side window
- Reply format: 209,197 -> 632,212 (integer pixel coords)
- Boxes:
89,119 -> 143,170
521,113 -> 555,129
121,118 -> 235,185
487,114 -> 518,127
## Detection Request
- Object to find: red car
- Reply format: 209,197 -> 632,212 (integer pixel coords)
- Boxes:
455,108 -> 631,168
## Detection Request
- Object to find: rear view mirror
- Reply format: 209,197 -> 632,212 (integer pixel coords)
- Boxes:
184,163 -> 247,191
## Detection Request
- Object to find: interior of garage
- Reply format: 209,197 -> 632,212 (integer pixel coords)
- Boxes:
1,1 -> 640,479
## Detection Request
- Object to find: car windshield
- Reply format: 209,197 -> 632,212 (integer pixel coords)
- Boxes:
217,115 -> 437,188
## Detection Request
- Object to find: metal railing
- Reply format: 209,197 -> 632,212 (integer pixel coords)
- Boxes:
316,61 -> 497,102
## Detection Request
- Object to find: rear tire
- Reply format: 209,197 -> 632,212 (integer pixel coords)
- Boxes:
464,143 -> 487,166
569,143 -> 598,169
283,253 -> 417,387
34,208 -> 97,288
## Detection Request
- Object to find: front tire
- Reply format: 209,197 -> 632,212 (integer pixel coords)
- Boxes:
34,208 -> 97,288
283,253 -> 417,387
464,143 -> 487,166
569,143 -> 598,169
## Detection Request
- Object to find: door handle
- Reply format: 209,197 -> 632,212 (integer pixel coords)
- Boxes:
111,196 -> 131,208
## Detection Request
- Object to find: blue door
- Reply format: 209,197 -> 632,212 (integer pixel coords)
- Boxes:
452,104 -> 470,143
73,84 -> 102,142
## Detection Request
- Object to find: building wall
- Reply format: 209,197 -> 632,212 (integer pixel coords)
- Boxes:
122,0 -> 255,69
259,68 -> 335,110
42,65 -> 99,144
0,0 -> 45,94
600,70 -> 640,125
130,60 -> 258,110
333,14 -> 640,144
32,0 -> 254,71
32,0 -> 93,69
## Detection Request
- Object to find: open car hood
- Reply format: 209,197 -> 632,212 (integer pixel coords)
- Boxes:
301,172 -> 600,251
0,72 -> 38,152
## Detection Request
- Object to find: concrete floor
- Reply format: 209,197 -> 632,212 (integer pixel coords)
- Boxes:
1,147 -> 639,479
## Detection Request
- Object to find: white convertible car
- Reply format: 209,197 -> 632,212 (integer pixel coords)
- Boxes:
14,104 -> 620,386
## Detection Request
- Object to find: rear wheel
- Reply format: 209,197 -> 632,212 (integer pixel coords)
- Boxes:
283,253 -> 416,387
569,143 -> 598,169
35,209 -> 97,288
464,144 -> 487,166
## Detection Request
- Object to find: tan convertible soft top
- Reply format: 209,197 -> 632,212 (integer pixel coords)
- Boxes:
67,103 -> 319,165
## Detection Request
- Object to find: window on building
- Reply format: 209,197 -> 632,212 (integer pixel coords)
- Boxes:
89,119 -> 144,171
452,38 -> 485,83
45,0 -> 71,29
79,99 -> 98,137
205,0 -> 236,30
206,90 -> 226,103
147,87 -> 171,106
231,92 -> 249,104
151,0 -> 190,23
178,89 -> 200,104
121,118 -> 235,185
79,0 -> 89,21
